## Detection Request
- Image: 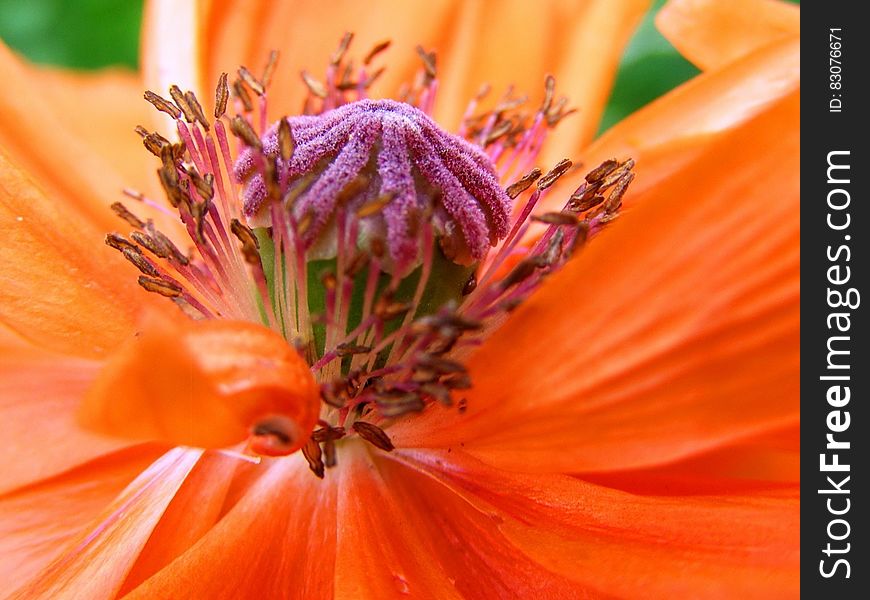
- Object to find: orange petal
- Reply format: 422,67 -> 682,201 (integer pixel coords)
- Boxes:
143,0 -> 647,150
391,91 -> 799,473
555,35 -> 799,213
0,148 -> 161,357
584,424 -> 800,496
8,448 -> 201,599
117,450 -> 241,596
0,42 -> 148,231
31,66 -> 166,218
122,454 -> 337,599
395,449 -> 799,598
0,447 -> 166,592
657,0 -> 799,71
78,315 -> 320,454
0,324 -> 138,494
433,0 -> 650,153
334,443 -> 584,599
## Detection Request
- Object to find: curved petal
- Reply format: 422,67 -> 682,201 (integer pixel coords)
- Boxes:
336,443 -> 587,599
78,315 -> 320,453
0,446 -> 167,593
123,454 -> 337,600
8,448 -> 201,600
0,42 -> 150,231
116,450 -> 242,596
0,324 -> 131,494
583,424 -> 800,496
394,449 -> 799,598
656,0 -> 799,71
391,91 -> 799,473
143,0 -> 648,149
0,148 -> 163,357
549,35 -> 799,212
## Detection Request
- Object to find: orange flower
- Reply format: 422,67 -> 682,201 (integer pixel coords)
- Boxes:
0,0 -> 799,598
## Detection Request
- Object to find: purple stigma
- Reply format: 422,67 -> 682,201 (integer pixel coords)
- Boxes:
234,99 -> 511,266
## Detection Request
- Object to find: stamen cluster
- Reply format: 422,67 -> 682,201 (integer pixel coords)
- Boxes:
104,35 -> 634,476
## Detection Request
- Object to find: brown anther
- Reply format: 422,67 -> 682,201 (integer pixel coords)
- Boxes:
321,382 -> 349,408
105,233 -> 139,253
420,382 -> 452,405
278,117 -> 295,161
570,193 -> 606,213
184,90 -> 210,131
130,231 -> 168,260
110,202 -> 145,229
189,171 -> 215,201
296,211 -> 314,236
568,221 -> 591,256
441,372 -> 472,390
232,78 -> 254,112
604,172 -> 634,214
323,437 -> 337,468
229,115 -> 262,149
141,132 -> 169,157
364,40 -> 391,65
146,227 -> 190,265
335,61 -> 355,90
415,45 -> 437,80
416,354 -> 466,374
351,421 -> 395,452
462,273 -> 477,296
363,67 -> 386,89
143,90 -> 182,119
238,66 -> 265,96
122,247 -> 160,277
159,143 -> 179,170
501,258 -> 539,289
301,438 -> 325,478
335,343 -> 372,357
230,218 -> 261,265
344,251 -> 370,278
134,125 -> 149,138
137,276 -> 182,297
541,74 -> 556,115
486,119 -> 518,146
531,212 -> 580,226
158,167 -> 182,208
330,32 -> 354,66
534,229 -> 564,267
355,192 -> 395,218
600,159 -> 635,189
190,200 -> 209,243
375,391 -> 424,417
301,71 -> 328,98
585,159 -> 619,183
168,85 -> 196,123
312,426 -> 346,443
230,218 -> 259,249
537,159 -> 573,190
214,72 -> 229,118
374,293 -> 411,321
262,50 -> 280,88
263,155 -> 281,202
506,168 -> 542,199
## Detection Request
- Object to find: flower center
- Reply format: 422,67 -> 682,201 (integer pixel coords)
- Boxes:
104,36 -> 634,477
235,99 -> 512,268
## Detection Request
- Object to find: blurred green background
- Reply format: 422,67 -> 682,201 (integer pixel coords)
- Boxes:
0,0 -> 795,134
